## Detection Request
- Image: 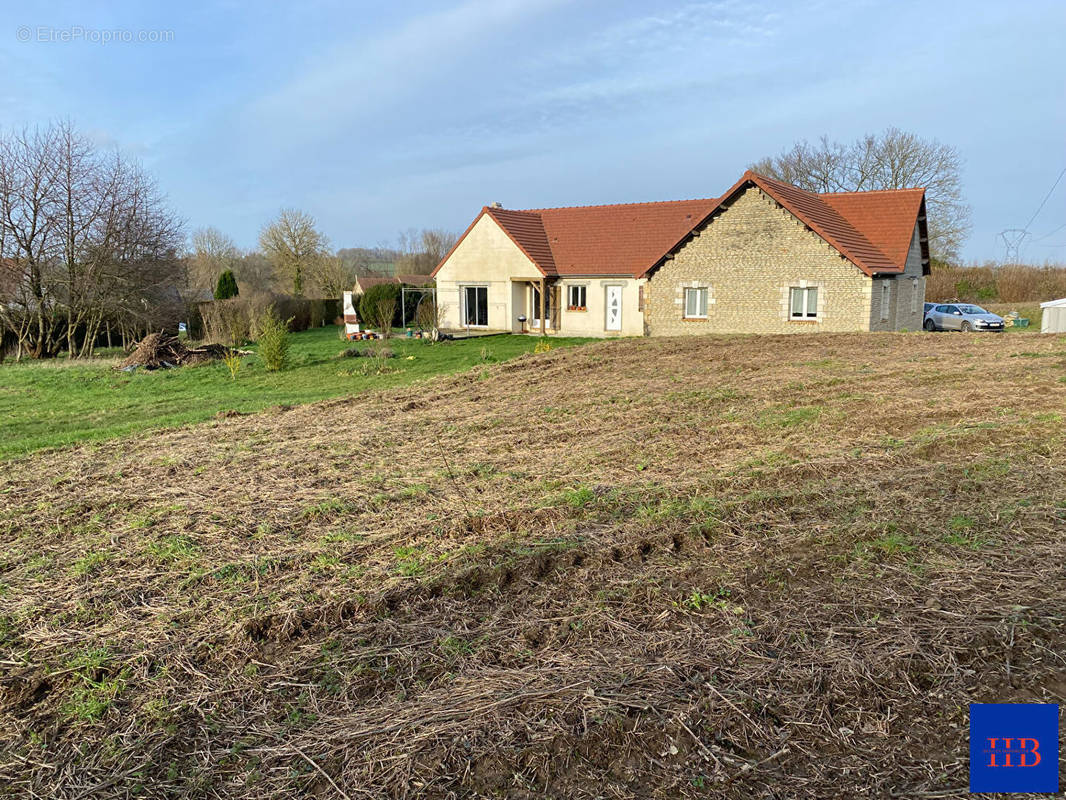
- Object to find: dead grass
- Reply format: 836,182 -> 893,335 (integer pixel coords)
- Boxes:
2,332 -> 1066,798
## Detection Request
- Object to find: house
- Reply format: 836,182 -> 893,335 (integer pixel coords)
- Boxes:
1040,297 -> 1066,333
431,171 -> 930,336
352,274 -> 434,295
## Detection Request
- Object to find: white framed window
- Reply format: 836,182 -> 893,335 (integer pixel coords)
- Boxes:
567,285 -> 587,310
789,286 -> 818,319
684,287 -> 708,318
880,282 -> 891,321
462,285 -> 488,327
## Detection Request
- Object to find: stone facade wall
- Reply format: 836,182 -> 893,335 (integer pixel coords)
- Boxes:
869,225 -> 926,332
645,186 -> 878,335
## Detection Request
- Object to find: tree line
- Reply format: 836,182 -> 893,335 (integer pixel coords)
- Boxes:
0,121 -> 182,359
184,217 -> 456,305
0,122 -> 457,360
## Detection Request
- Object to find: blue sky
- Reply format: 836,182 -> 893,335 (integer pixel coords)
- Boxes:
2,0 -> 1064,262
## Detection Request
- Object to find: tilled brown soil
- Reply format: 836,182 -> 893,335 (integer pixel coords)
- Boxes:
2,332 -> 1066,798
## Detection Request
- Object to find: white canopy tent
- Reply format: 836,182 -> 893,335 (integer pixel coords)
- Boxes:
1040,297 -> 1066,333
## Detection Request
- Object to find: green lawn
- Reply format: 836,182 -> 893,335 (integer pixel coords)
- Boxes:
0,327 -> 592,458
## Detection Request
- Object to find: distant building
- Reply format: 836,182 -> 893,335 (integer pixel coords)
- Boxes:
432,171 -> 930,337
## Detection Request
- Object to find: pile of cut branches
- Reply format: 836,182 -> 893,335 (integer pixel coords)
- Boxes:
118,332 -> 236,370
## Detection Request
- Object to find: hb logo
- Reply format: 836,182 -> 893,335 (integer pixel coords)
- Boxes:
984,737 -> 1041,767
970,704 -> 1058,793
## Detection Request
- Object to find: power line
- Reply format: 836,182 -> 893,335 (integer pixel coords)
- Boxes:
1022,167 -> 1066,232
1031,220 -> 1066,242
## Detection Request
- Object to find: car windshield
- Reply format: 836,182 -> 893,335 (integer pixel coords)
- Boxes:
956,305 -> 987,315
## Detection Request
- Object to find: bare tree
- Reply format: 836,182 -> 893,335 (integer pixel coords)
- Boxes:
414,292 -> 447,338
751,128 -> 971,262
337,246 -> 399,277
233,251 -> 278,293
258,209 -> 328,295
0,121 -> 182,359
188,227 -> 240,295
364,293 -> 397,340
396,228 -> 458,275
306,253 -> 355,298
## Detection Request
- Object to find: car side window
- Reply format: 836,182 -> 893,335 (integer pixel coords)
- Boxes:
935,305 -> 950,313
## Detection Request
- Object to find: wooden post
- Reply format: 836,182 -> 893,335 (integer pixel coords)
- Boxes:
539,278 -> 546,335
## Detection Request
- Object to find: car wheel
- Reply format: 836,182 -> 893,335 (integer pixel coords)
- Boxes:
961,321 -> 972,332
924,318 -> 936,332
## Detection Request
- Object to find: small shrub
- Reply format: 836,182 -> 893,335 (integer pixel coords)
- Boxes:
341,346 -> 394,361
533,338 -> 552,354
357,356 -> 399,377
222,350 -> 242,380
257,308 -> 292,372
414,293 -> 442,333
360,283 -> 402,333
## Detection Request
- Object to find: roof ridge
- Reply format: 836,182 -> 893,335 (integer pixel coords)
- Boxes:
484,206 -> 542,216
519,196 -> 718,213
819,187 -> 926,196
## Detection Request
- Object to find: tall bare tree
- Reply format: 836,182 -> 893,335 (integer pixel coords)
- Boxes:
337,246 -> 399,278
258,209 -> 328,295
0,121 -> 182,358
188,226 -> 240,295
306,254 -> 355,298
751,128 -> 971,262
233,251 -> 278,293
396,228 -> 457,275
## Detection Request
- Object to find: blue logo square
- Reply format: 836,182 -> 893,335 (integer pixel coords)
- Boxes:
970,703 -> 1058,793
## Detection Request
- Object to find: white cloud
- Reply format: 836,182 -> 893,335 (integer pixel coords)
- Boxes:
246,0 -> 570,132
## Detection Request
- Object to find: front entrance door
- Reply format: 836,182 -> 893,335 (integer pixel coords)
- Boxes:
605,285 -> 622,331
531,284 -> 554,330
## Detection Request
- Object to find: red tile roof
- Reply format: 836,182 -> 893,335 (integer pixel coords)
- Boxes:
484,207 -> 557,275
820,188 -> 926,270
433,171 -> 927,279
